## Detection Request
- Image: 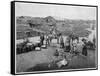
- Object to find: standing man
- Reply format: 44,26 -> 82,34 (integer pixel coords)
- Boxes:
46,34 -> 50,46
59,34 -> 64,48
40,34 -> 44,45
57,33 -> 61,44
64,37 -> 70,52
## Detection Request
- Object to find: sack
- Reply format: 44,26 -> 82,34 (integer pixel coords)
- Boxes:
35,47 -> 41,51
56,59 -> 68,68
41,45 -> 47,49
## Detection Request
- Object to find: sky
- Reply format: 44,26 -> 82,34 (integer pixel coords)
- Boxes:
15,2 -> 96,20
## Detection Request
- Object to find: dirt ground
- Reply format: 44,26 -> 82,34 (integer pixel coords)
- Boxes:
16,39 -> 97,73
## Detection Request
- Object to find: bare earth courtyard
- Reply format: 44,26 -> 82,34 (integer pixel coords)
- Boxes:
16,39 -> 96,72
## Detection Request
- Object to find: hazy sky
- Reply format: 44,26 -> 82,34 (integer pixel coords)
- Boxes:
15,2 -> 96,20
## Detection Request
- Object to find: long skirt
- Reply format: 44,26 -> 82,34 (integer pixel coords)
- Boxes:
82,46 -> 87,56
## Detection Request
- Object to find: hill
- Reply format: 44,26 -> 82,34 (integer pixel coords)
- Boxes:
16,16 -> 96,39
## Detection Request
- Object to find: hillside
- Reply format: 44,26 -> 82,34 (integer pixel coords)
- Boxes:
16,16 -> 96,39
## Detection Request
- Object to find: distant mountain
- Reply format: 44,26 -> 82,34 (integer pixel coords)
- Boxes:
44,16 -> 55,21
53,16 -> 67,20
44,16 -> 56,25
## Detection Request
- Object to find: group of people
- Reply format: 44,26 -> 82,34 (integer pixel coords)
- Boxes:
58,34 -> 88,56
39,32 -> 88,56
40,33 -> 51,47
